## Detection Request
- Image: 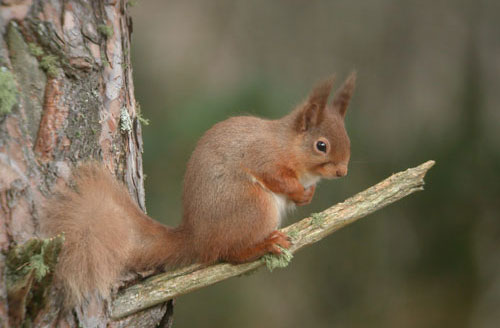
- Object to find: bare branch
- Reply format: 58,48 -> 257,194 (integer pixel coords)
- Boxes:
111,160 -> 435,319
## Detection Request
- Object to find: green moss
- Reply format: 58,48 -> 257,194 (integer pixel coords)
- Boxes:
135,101 -> 150,126
287,229 -> 299,241
127,0 -> 140,7
0,67 -> 18,116
27,43 -> 44,57
7,236 -> 64,284
99,48 -> 108,67
40,55 -> 60,77
29,254 -> 50,281
6,22 -> 46,139
6,235 -> 64,325
97,24 -> 114,38
261,246 -> 293,272
311,212 -> 327,228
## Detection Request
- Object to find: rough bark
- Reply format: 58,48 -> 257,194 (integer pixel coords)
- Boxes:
0,0 -> 171,327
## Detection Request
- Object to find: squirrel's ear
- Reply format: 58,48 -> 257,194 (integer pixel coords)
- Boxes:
295,76 -> 335,132
332,72 -> 356,118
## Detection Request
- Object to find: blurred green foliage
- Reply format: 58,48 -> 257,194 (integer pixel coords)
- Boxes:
131,1 -> 500,327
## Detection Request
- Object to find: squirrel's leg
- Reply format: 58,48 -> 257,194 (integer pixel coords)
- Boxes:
223,230 -> 291,264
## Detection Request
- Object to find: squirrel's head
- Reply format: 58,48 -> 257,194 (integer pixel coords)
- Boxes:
292,72 -> 356,181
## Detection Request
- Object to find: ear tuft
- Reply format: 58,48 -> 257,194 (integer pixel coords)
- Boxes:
295,75 -> 335,132
308,75 -> 336,110
332,71 -> 356,117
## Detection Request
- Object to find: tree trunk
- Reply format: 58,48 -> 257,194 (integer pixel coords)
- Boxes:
0,0 -> 173,326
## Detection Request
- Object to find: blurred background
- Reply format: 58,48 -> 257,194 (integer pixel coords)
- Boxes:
130,1 -> 500,327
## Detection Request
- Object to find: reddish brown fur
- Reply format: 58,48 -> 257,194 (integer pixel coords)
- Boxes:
42,163 -> 187,306
42,73 -> 356,306
35,78 -> 68,162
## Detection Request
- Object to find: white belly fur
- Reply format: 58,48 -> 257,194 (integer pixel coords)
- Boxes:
270,191 -> 295,227
249,172 -> 320,228
248,173 -> 294,227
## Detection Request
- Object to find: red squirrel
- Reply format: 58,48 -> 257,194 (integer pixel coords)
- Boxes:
42,73 -> 355,306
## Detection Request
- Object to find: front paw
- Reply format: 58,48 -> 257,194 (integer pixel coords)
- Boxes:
294,185 -> 316,206
265,230 -> 292,255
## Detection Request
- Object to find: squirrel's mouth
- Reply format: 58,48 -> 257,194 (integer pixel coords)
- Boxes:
315,162 -> 348,179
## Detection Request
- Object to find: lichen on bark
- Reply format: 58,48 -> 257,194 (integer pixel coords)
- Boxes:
6,235 -> 64,327
5,22 -> 47,139
0,67 -> 18,116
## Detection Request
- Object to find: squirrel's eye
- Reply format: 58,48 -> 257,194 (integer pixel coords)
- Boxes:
316,141 -> 327,153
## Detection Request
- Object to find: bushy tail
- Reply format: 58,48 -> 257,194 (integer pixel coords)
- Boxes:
41,163 -> 187,306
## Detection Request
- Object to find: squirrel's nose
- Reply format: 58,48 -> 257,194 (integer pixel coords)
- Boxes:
336,166 -> 348,177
